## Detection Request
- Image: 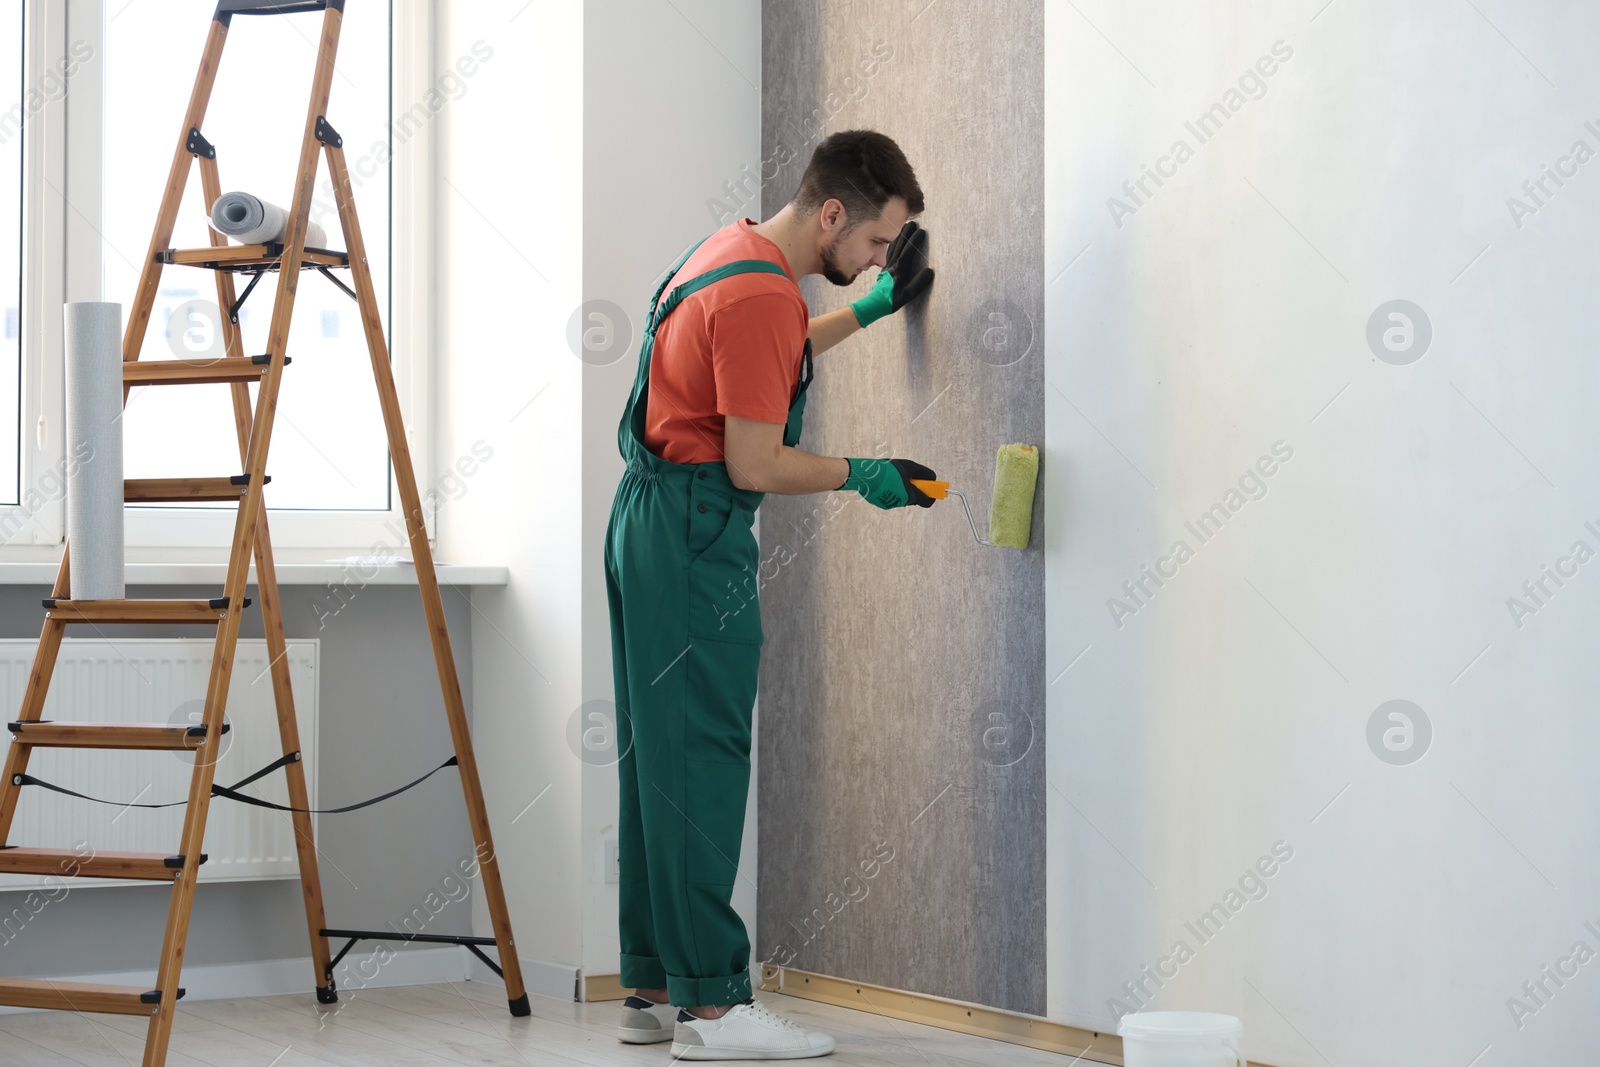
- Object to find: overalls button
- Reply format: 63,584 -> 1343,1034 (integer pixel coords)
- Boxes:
697,503 -> 708,513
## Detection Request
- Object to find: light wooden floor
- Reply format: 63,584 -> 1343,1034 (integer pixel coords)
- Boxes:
0,981 -> 1087,1066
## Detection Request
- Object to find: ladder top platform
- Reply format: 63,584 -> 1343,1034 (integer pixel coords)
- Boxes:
158,242 -> 350,270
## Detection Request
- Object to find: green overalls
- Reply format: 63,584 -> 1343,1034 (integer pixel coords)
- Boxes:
604,238 -> 813,1007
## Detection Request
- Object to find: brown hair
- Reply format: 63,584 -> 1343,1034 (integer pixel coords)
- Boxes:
789,130 -> 924,225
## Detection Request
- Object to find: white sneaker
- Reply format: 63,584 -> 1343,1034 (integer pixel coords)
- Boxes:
617,994 -> 678,1043
671,997 -> 836,1060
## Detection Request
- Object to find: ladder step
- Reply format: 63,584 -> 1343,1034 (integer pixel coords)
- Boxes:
8,720 -> 230,750
125,475 -> 269,502
0,847 -> 206,880
159,243 -> 348,271
218,0 -> 340,18
41,597 -> 250,623
123,355 -> 289,386
0,978 -> 183,1015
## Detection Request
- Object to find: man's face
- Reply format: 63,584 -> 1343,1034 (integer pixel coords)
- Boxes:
818,196 -> 912,287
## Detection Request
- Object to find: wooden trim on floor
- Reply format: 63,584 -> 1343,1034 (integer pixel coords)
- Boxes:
589,965 -> 1279,1067
757,966 -> 1124,1065
581,972 -> 632,1002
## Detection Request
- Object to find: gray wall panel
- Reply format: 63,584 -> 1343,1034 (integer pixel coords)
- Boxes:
757,0 -> 1045,1016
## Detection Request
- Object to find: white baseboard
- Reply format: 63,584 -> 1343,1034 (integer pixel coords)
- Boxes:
0,944 -> 578,1015
461,947 -> 578,1001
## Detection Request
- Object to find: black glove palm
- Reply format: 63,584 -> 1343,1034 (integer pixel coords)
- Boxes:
849,221 -> 936,326
884,220 -> 935,313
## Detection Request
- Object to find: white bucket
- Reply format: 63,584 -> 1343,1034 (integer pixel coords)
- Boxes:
1118,1012 -> 1245,1067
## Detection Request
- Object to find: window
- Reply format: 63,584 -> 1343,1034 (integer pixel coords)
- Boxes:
5,0 -> 433,555
0,1 -> 66,549
0,10 -> 19,509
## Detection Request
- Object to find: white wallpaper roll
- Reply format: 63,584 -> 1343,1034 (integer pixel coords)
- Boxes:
210,190 -> 329,249
63,302 -> 125,601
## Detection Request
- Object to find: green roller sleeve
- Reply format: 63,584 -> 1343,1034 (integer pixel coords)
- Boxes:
987,444 -> 1039,548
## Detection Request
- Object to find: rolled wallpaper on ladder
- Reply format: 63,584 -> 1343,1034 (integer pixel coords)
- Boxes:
210,190 -> 329,250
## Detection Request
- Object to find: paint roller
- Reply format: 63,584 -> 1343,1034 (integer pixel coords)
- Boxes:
912,443 -> 1039,549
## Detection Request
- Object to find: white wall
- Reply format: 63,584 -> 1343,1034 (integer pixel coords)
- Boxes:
581,0 -> 764,980
436,0 -> 763,990
1047,2 -> 1600,1064
437,0 -> 586,987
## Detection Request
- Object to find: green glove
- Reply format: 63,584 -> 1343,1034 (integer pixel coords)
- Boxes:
839,457 -> 938,510
848,220 -> 935,328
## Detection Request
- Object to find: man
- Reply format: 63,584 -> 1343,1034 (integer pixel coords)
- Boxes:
605,129 -> 936,1060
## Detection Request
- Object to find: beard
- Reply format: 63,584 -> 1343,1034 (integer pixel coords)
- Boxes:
820,229 -> 857,286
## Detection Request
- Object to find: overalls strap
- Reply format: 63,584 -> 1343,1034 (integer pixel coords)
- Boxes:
649,237 -> 711,314
648,259 -> 791,336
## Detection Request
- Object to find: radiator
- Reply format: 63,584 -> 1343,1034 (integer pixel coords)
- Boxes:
0,638 -> 318,890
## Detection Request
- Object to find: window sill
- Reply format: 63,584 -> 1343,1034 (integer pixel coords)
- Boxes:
0,561 -> 509,587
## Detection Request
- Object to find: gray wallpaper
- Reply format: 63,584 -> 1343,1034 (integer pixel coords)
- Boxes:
757,0 -> 1045,1016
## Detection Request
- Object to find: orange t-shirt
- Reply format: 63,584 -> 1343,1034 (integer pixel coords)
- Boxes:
643,218 -> 809,465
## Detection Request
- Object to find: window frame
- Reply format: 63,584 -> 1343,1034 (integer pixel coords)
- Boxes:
1,0 -> 436,561
0,0 -> 68,554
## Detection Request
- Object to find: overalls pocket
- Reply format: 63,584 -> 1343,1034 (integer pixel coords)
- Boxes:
686,494 -> 762,646
686,484 -> 735,565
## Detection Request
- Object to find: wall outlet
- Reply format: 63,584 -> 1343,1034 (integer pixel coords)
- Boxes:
603,838 -> 619,884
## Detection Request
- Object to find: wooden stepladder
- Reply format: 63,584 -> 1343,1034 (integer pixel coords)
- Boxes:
0,4 -> 530,1064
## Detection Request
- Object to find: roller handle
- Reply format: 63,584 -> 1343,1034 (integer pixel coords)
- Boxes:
912,480 -> 994,546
